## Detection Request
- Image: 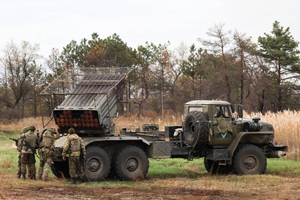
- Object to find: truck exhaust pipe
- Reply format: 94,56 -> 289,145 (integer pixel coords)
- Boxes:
268,151 -> 286,158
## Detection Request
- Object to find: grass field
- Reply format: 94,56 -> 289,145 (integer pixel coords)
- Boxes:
0,147 -> 299,199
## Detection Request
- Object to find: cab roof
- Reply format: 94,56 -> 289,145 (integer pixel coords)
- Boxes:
185,100 -> 231,106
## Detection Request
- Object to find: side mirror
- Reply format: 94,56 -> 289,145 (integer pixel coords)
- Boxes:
238,105 -> 243,119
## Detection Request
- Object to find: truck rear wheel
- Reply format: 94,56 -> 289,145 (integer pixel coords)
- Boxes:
51,161 -> 70,178
84,146 -> 111,181
204,158 -> 233,174
113,146 -> 149,181
184,111 -> 209,147
233,144 -> 266,175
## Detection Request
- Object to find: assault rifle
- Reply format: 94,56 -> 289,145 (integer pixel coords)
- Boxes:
80,149 -> 86,162
24,140 -> 39,158
9,138 -> 18,146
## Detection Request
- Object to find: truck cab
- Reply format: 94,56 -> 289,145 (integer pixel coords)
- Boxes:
183,100 -> 287,174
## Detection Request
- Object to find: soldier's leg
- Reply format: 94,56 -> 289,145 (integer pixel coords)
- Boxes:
43,158 -> 53,181
21,153 -> 28,180
38,160 -> 45,180
68,157 -> 77,184
17,152 -> 22,178
29,154 -> 36,180
76,157 -> 84,184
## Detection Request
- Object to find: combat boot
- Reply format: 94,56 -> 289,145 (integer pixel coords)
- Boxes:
72,178 -> 77,184
43,176 -> 48,181
69,178 -> 77,184
22,174 -> 26,180
31,174 -> 37,180
38,174 -> 42,180
17,172 -> 21,179
77,178 -> 82,184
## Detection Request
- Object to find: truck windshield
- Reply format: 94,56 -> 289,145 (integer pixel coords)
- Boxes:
214,106 -> 231,118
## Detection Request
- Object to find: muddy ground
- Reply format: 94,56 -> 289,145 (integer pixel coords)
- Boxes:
0,174 -> 299,200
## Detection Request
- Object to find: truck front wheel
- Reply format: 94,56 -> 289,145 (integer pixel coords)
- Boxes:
113,146 -> 149,181
84,146 -> 111,181
232,144 -> 266,175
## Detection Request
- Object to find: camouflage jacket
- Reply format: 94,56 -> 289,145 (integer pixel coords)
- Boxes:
19,130 -> 38,154
39,130 -> 58,151
62,134 -> 85,157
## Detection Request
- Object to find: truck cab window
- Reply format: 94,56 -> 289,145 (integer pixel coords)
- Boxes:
214,106 -> 230,118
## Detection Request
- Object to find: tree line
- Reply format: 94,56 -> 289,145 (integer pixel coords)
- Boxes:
0,21 -> 299,120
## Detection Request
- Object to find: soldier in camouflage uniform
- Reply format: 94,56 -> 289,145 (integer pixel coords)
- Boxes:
16,126 -> 29,178
38,128 -> 60,181
18,125 -> 39,180
62,128 -> 85,184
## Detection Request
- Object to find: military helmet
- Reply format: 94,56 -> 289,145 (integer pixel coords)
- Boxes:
28,125 -> 36,131
48,128 -> 55,133
22,126 -> 29,133
68,128 -> 75,134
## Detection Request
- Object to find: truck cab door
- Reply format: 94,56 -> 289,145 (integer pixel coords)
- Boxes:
211,106 -> 234,146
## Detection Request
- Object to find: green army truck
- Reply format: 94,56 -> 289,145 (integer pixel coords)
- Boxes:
40,67 -> 287,181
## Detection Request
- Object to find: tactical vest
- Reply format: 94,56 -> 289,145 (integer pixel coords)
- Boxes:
24,131 -> 37,148
41,130 -> 54,148
70,136 -> 81,153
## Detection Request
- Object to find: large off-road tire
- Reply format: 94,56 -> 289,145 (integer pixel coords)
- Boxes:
84,146 -> 111,181
113,146 -> 149,181
204,158 -> 233,174
233,144 -> 266,175
51,161 -> 70,178
184,111 -> 209,147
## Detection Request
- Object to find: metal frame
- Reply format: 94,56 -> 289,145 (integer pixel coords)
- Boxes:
40,67 -> 132,129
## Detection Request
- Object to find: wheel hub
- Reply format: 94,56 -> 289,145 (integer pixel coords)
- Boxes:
188,121 -> 195,135
87,158 -> 102,172
243,156 -> 256,169
126,158 -> 138,172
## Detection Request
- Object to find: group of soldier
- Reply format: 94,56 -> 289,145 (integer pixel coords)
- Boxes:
16,126 -> 85,184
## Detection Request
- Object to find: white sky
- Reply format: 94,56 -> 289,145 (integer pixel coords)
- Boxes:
0,0 -> 299,58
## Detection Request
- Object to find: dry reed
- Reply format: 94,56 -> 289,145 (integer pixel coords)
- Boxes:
0,110 -> 299,160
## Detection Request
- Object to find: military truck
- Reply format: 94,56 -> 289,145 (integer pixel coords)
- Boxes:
40,67 -> 287,181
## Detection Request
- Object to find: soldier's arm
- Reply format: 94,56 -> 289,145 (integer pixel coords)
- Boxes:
54,133 -> 61,140
80,138 -> 86,155
35,134 -> 39,149
62,138 -> 70,157
17,135 -> 23,151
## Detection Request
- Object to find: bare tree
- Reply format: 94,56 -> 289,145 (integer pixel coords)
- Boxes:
233,31 -> 256,105
0,41 -> 40,118
200,24 -> 232,102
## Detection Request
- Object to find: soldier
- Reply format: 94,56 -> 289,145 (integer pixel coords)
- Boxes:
19,125 -> 39,180
16,126 -> 29,178
62,128 -> 85,184
214,106 -> 232,134
38,128 -> 60,181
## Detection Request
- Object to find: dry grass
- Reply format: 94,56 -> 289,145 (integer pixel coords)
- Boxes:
0,117 -> 57,132
245,110 -> 300,161
0,110 -> 299,160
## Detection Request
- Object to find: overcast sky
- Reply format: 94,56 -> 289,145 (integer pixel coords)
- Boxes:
0,0 -> 299,57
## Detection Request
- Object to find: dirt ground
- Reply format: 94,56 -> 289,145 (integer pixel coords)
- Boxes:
0,174 -> 299,200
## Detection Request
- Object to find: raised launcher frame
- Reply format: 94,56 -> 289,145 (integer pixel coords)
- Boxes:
40,67 -> 132,136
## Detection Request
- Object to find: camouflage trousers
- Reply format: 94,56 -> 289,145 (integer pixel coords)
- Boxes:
68,156 -> 83,179
17,152 -> 21,176
21,153 -> 36,178
38,148 -> 54,180
38,158 -> 53,180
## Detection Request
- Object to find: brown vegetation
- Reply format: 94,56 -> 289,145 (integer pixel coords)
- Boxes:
1,111 -> 299,161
